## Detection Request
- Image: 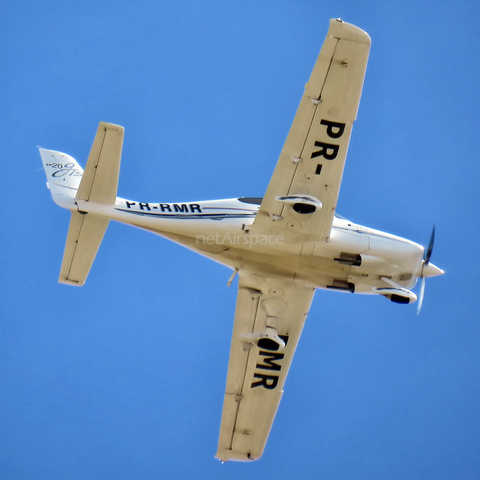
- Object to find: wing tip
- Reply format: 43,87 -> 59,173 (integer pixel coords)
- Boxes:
59,276 -> 85,287
215,448 -> 261,462
329,18 -> 371,44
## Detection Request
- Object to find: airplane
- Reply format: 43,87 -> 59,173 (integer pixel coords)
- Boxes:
40,19 -> 444,462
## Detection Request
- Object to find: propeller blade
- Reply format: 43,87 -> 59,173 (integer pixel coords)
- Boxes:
417,276 -> 426,314
424,226 -> 435,264
418,226 -> 440,313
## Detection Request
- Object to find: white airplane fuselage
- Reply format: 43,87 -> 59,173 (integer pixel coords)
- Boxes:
76,195 -> 427,297
40,19 -> 447,462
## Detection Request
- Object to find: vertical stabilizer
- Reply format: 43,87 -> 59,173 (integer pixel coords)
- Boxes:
39,148 -> 84,209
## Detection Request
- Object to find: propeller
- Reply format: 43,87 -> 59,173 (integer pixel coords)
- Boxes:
424,226 -> 435,265
417,226 -> 440,314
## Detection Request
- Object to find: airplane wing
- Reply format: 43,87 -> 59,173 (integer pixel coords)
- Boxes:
251,19 -> 371,243
215,273 -> 315,462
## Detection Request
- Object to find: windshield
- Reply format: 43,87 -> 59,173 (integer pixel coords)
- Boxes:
237,197 -> 262,205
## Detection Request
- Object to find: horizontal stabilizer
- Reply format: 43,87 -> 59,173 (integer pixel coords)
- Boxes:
59,211 -> 109,286
76,122 -> 124,205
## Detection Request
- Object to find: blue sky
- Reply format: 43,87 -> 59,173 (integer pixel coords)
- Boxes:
1,1 -> 480,479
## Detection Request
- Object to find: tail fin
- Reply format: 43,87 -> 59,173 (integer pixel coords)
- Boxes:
40,122 -> 124,286
39,148 -> 84,209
